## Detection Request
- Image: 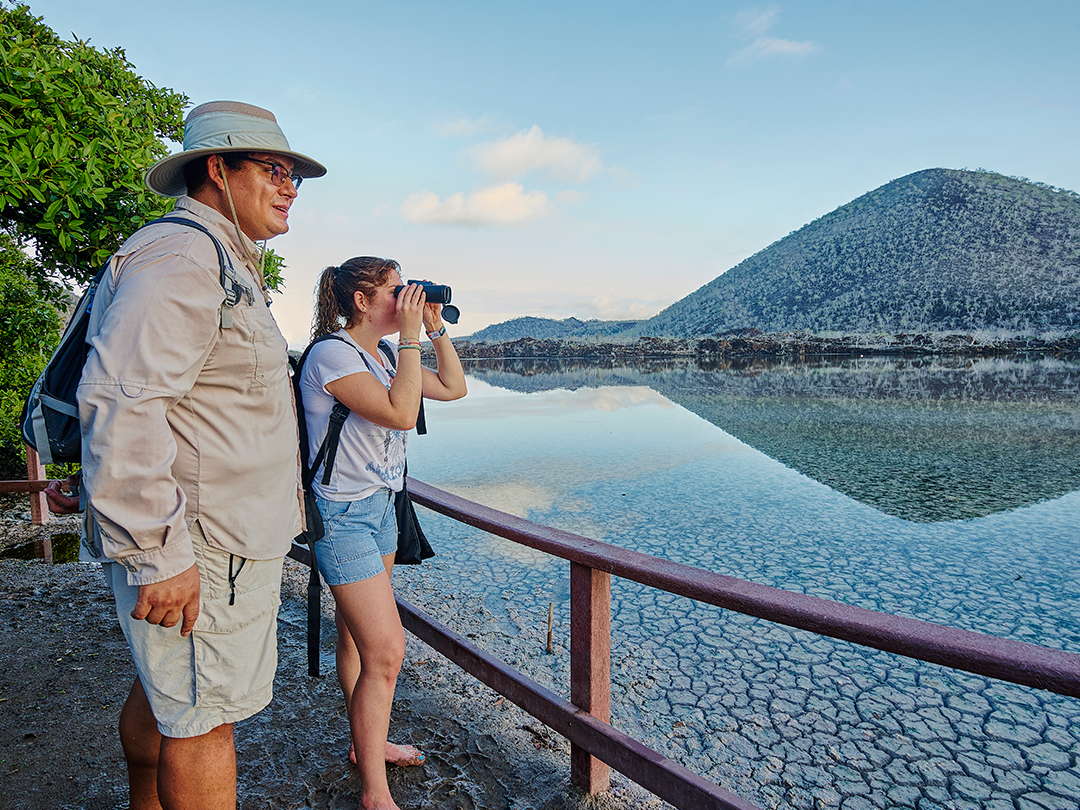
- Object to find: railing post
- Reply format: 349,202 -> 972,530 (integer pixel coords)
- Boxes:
26,445 -> 50,529
570,560 -> 611,793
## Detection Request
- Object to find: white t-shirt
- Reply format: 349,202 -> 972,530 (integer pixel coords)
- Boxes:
299,330 -> 408,500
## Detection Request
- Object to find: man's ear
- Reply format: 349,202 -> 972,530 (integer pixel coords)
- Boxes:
206,155 -> 228,192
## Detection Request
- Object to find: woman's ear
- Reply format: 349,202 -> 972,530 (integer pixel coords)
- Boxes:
353,289 -> 367,316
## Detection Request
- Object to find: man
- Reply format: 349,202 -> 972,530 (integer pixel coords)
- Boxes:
78,101 -> 326,810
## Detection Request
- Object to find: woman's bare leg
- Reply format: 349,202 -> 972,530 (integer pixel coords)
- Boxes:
337,556 -> 424,768
331,554 -> 405,809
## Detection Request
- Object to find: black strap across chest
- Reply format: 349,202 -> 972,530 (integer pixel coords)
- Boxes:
305,335 -> 426,488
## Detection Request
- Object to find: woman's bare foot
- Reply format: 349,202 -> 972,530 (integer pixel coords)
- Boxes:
348,741 -> 425,767
385,742 -> 425,767
361,790 -> 401,810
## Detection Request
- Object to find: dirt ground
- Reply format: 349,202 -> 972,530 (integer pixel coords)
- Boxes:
0,498 -> 665,810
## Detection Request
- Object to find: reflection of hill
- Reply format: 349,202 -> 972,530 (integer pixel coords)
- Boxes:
463,357 -> 1080,522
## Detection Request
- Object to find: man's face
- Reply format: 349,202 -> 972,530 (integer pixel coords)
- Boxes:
224,152 -> 298,242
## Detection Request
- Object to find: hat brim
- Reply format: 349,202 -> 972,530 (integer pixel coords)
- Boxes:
144,146 -> 328,198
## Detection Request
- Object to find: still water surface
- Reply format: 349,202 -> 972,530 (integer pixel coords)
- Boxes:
403,355 -> 1080,808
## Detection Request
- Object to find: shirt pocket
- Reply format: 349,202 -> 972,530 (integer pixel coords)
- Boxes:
251,325 -> 288,388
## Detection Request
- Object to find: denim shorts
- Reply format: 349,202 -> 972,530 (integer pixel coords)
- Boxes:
313,489 -> 397,586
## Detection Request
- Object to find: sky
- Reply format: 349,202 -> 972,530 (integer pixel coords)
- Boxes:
22,0 -> 1080,346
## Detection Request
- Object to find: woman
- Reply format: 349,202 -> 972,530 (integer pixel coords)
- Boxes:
301,257 -> 467,810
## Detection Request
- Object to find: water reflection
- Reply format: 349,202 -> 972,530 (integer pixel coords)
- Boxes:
405,355 -> 1080,809
458,355 -> 1080,522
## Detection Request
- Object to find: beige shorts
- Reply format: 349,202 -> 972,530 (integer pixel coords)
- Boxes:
108,523 -> 284,738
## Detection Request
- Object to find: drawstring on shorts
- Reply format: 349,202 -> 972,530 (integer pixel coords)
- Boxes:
228,554 -> 247,605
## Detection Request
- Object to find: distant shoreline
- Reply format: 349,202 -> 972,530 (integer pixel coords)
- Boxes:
445,331 -> 1080,360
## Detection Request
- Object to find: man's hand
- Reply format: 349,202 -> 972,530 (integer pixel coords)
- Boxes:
131,564 -> 201,637
44,480 -> 80,514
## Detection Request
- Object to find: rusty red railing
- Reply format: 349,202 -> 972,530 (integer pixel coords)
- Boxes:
1,447 -> 51,525
13,463 -> 1080,808
363,478 -> 1080,810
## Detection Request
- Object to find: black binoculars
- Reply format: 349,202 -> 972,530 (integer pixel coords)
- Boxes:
394,280 -> 460,323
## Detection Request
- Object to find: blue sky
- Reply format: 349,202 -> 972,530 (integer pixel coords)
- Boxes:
25,0 -> 1080,345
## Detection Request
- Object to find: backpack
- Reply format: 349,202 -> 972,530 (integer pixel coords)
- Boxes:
20,217 -> 248,465
290,334 -> 430,676
291,335 -> 427,512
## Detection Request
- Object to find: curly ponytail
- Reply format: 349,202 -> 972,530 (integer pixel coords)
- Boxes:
311,257 -> 401,339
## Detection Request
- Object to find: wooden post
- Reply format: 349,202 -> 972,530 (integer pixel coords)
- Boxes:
569,560 -> 611,793
26,445 -> 50,529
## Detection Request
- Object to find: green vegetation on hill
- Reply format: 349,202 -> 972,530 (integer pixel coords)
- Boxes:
632,168 -> 1080,337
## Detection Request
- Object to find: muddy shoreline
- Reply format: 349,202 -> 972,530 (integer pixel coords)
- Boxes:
0,503 -> 664,810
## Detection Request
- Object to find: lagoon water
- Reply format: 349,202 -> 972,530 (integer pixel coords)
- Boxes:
403,355 -> 1080,809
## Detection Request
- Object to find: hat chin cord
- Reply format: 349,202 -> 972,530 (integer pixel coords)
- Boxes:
217,156 -> 271,304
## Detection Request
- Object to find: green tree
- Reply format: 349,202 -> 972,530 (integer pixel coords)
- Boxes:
0,2 -> 191,472
0,231 -> 61,477
0,2 -> 187,296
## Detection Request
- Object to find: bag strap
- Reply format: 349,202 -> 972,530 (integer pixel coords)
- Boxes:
305,334 -> 429,488
316,403 -> 350,488
376,338 -> 427,436
292,334 -> 350,488
147,216 -> 251,329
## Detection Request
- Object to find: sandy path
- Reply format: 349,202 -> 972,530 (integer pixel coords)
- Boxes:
0,543 -> 663,810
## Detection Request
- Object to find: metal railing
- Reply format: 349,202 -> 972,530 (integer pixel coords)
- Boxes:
13,461 -> 1080,808
2,446 -> 50,526
355,477 -> 1080,810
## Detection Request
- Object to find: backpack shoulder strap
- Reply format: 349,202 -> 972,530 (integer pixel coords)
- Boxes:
295,334 -> 352,487
146,216 -> 251,328
377,338 -> 397,370
376,339 -> 426,435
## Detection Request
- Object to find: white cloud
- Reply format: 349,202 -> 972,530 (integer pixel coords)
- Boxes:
733,7 -> 779,36
399,182 -> 556,228
727,6 -> 818,67
433,115 -> 494,137
727,36 -> 818,66
470,125 -> 605,183
555,189 -> 588,205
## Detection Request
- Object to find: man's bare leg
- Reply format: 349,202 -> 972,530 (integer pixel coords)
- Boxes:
158,723 -> 236,810
116,675 -> 236,810
119,677 -> 163,810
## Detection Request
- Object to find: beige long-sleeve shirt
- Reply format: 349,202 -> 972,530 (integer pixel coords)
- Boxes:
79,197 -> 301,585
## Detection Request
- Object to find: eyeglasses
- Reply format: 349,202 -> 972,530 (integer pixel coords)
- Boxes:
243,157 -> 303,189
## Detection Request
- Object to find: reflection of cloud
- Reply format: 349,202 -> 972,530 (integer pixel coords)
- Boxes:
438,433 -> 743,529
471,125 -> 605,183
544,386 -> 675,413
448,480 -> 558,517
400,182 -> 556,227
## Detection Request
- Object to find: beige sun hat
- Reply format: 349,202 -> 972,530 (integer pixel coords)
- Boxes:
144,100 -> 327,197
